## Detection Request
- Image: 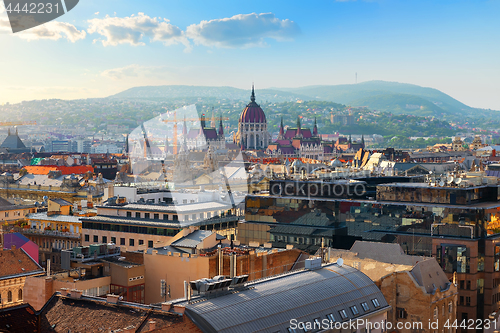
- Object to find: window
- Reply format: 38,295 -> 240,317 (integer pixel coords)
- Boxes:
448,302 -> 453,313
442,304 -> 445,316
154,214 -> 159,219
350,305 -> 359,316
192,214 -> 196,220
120,238 -> 125,245
111,237 -> 116,244
84,234 -> 89,242
434,307 -> 438,319
163,215 -> 169,220
93,235 -> 98,243
135,212 -> 140,218
466,297 -> 471,306
466,280 -> 471,290
18,289 -> 22,301
339,309 -> 348,320
126,212 -> 132,217
326,313 -> 335,323
173,215 -> 178,221
313,318 -> 321,330
148,240 -> 153,248
397,307 -> 408,319
361,302 -> 369,311
371,298 -> 380,307
459,280 -> 464,289
139,240 -> 144,245
129,239 -> 135,246
102,236 -> 107,243
7,291 -> 12,303
459,296 -> 464,305
145,213 -> 150,219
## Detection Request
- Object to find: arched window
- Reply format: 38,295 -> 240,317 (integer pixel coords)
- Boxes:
18,289 -> 23,301
7,291 -> 12,303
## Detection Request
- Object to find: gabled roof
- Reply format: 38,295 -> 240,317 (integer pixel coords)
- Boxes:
0,247 -> 44,280
49,198 -> 73,206
39,294 -> 188,333
171,230 -> 213,248
411,258 -> 451,294
0,303 -> 38,332
350,241 -> 424,266
0,132 -> 26,149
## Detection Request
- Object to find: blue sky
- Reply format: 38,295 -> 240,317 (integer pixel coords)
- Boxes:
1,0 -> 500,109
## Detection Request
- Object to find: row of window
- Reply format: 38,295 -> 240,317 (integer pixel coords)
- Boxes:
432,302 -> 454,320
84,234 -> 155,248
286,299 -> 381,333
0,289 -> 22,303
126,211 -> 179,221
458,296 -> 471,307
82,222 -> 179,236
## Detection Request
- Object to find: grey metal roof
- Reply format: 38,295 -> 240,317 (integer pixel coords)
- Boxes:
171,230 -> 213,248
183,263 -> 389,333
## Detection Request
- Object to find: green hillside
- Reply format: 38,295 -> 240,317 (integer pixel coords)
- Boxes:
348,93 -> 447,116
278,80 -> 473,115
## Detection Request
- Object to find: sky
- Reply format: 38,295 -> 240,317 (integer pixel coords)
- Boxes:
1,0 -> 500,109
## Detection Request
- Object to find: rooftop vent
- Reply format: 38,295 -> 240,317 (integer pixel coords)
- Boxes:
305,257 -> 322,270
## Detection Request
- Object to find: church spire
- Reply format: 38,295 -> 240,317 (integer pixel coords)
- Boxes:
251,84 -> 255,103
218,115 -> 224,138
296,116 -> 302,138
278,117 -> 284,139
313,117 -> 318,136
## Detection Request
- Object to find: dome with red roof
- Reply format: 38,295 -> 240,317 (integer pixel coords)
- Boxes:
239,87 -> 266,123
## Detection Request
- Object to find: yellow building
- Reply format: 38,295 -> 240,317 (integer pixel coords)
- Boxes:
0,245 -> 44,309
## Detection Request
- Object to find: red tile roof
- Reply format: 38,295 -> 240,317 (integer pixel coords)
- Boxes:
0,247 -> 43,279
23,165 -> 94,175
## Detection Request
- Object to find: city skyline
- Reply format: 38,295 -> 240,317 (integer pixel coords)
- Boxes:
1,0 -> 500,110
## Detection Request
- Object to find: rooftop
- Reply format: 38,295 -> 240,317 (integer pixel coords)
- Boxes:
179,263 -> 389,333
171,230 -> 213,249
0,246 -> 44,280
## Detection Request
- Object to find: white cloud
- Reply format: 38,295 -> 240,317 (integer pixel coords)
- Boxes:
87,12 -> 189,48
15,21 -> 86,42
101,64 -> 171,80
0,4 -> 85,42
186,12 -> 300,48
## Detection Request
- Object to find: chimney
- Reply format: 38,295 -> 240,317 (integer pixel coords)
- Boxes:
173,304 -> 185,315
148,321 -> 156,331
161,302 -> 172,312
59,288 -> 70,296
106,294 -> 120,304
218,245 -> 223,276
70,289 -> 83,299
47,259 -> 51,277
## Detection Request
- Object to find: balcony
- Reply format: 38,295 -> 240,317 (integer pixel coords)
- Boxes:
20,227 -> 81,239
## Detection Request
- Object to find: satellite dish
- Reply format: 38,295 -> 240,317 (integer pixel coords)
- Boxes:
439,180 -> 445,187
430,182 -> 435,187
447,176 -> 454,184
455,178 -> 462,185
337,258 -> 344,267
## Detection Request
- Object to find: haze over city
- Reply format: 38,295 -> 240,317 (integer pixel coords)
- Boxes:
1,0 -> 500,110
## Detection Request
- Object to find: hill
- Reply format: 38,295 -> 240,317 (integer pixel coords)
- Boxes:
108,85 -> 314,103
276,80 -> 473,115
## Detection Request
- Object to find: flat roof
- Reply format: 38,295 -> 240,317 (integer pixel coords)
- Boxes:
98,201 -> 233,214
27,212 -> 81,223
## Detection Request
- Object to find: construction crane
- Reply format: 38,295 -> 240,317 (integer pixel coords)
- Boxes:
0,121 -> 37,126
162,112 -> 229,154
